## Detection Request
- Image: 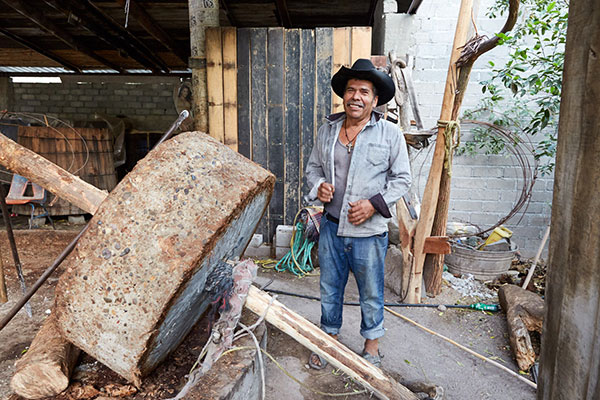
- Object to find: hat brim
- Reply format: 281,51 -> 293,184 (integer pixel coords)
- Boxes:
331,66 -> 395,106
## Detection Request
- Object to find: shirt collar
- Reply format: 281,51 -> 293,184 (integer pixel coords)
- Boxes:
325,109 -> 384,125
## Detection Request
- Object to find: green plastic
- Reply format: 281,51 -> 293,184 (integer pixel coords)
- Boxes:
470,302 -> 500,312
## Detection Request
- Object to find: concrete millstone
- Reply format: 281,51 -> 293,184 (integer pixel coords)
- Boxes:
53,132 -> 275,385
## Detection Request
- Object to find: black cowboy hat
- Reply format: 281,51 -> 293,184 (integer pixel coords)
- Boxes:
331,58 -> 395,106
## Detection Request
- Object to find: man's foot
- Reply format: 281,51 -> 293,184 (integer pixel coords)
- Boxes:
309,352 -> 328,369
362,338 -> 382,367
361,350 -> 382,368
309,334 -> 338,370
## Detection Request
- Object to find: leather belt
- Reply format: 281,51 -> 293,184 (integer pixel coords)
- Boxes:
326,213 -> 339,224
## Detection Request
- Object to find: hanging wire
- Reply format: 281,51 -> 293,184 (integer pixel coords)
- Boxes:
124,0 -> 131,28
0,112 -> 91,184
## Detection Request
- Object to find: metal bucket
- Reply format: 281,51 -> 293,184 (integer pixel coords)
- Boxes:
445,243 -> 518,281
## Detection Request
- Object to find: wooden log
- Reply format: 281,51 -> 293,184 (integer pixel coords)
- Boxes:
498,284 -> 544,371
0,133 -> 106,215
245,285 -> 418,400
10,315 -> 80,399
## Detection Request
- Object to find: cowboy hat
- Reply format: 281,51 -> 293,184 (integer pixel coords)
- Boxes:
331,58 -> 395,106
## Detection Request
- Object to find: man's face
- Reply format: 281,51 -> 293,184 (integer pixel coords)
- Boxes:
343,79 -> 378,121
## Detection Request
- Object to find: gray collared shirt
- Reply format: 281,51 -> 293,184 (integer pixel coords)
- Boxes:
305,111 -> 412,237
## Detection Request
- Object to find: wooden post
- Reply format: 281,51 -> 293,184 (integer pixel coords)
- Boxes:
0,244 -> 7,303
538,2 -> 600,398
422,0 -> 520,296
189,0 -> 219,132
404,0 -> 474,303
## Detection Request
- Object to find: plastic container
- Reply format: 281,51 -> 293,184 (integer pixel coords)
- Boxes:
445,243 -> 518,281
480,226 -> 513,249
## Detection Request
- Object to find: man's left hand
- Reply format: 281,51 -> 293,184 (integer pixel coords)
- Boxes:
347,200 -> 375,225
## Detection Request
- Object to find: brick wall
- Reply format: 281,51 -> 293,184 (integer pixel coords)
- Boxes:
374,0 -> 554,257
11,77 -> 181,132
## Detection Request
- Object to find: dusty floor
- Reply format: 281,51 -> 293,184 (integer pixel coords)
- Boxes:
0,225 -> 538,400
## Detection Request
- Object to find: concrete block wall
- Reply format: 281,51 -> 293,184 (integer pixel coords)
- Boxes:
10,77 -> 181,132
373,0 -> 554,257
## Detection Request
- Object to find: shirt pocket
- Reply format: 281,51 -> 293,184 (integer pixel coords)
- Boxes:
366,143 -> 389,167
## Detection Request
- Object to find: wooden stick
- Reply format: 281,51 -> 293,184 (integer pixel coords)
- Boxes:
0,240 -> 7,303
0,134 -> 106,215
406,0 -> 474,303
384,306 -> 537,390
245,286 -> 418,400
522,225 -> 550,289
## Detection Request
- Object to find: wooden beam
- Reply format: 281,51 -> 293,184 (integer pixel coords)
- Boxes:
0,0 -> 125,72
222,27 -> 238,151
114,0 -> 189,64
82,0 -> 174,71
219,0 -> 238,26
45,0 -> 168,73
275,0 -> 292,28
206,27 -> 225,143
245,286 -> 418,400
0,27 -> 82,73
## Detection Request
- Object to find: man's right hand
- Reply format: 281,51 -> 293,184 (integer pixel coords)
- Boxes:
317,182 -> 335,203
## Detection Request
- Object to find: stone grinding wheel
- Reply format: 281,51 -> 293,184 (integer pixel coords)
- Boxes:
53,131 -> 275,385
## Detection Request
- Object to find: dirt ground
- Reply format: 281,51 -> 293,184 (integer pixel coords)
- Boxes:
0,223 -> 539,400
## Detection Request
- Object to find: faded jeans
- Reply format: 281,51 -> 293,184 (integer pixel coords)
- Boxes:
318,216 -> 388,340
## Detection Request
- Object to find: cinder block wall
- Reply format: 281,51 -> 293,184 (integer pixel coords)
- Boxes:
11,78 -> 181,132
373,0 -> 554,257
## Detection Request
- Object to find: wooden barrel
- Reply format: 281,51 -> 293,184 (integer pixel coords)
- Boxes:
13,126 -> 117,216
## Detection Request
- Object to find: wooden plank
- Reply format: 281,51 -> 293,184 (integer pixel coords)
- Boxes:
206,27 -> 225,144
423,236 -> 451,255
222,27 -> 238,151
267,27 -> 285,239
315,28 -> 333,127
300,29 -> 316,201
245,286 -> 419,399
237,28 -> 251,159
284,29 -> 301,224
350,26 -> 371,64
332,27 -> 350,114
250,28 -> 269,239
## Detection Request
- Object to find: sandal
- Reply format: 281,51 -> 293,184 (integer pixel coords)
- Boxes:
361,350 -> 382,368
308,352 -> 328,370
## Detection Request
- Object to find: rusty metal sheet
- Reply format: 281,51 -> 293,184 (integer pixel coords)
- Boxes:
54,132 -> 274,385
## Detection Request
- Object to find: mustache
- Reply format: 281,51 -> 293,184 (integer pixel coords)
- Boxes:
346,101 -> 364,108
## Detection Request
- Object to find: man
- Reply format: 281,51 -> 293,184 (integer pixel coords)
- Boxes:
304,59 -> 411,369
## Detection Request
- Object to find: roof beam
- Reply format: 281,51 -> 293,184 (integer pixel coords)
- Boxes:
0,0 -> 125,72
82,1 -> 176,71
275,0 -> 292,27
219,0 -> 238,26
45,0 -> 168,73
114,0 -> 189,64
0,27 -> 82,73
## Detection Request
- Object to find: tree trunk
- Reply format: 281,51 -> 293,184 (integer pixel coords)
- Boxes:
538,3 -> 600,399
188,0 -> 219,132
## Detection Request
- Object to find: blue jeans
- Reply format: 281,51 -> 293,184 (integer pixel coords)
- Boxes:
318,216 -> 388,340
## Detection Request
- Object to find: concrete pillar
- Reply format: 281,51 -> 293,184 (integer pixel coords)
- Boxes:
537,1 -> 600,399
0,76 -> 14,111
188,0 -> 220,132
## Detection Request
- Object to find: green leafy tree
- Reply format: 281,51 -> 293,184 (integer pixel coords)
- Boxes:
460,0 -> 568,174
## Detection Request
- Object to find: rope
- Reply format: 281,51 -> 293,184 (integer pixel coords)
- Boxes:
438,119 -> 461,176
221,346 -> 368,397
